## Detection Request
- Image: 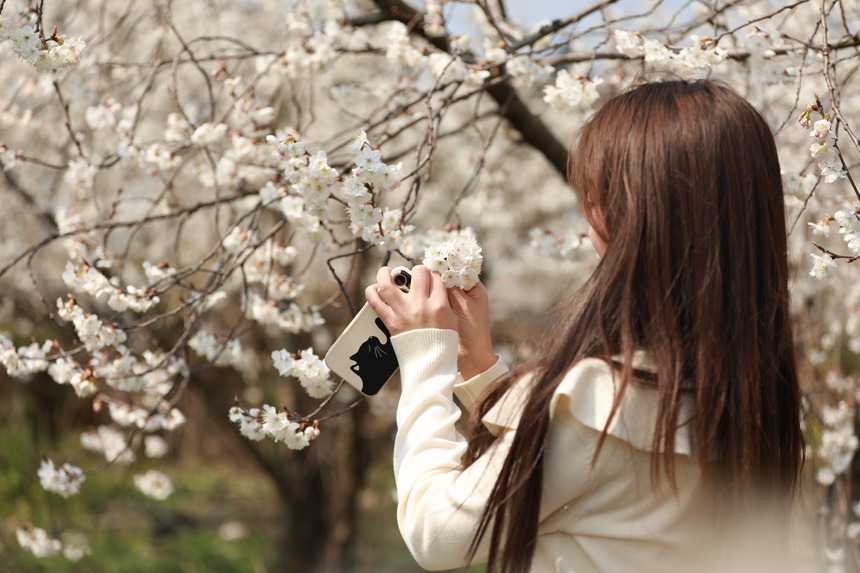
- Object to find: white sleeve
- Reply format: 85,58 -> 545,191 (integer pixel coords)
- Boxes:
453,355 -> 509,413
390,328 -> 512,570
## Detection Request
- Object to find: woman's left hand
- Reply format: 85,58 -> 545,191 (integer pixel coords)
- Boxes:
365,265 -> 457,336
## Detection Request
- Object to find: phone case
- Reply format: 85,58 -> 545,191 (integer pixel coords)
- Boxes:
324,267 -> 411,396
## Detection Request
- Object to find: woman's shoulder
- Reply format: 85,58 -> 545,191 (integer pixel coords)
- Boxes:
482,355 -> 696,457
552,355 -> 696,456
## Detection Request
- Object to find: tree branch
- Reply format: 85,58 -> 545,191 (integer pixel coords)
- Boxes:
371,0 -> 569,176
509,0 -> 620,51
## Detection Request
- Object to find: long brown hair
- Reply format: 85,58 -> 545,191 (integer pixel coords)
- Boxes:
465,79 -> 803,572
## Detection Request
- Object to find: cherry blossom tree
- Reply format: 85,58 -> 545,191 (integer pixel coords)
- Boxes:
2,0 -> 860,571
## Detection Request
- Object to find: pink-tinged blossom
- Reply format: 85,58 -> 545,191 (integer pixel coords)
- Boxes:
811,119 -> 833,141
810,140 -> 839,163
222,226 -> 254,254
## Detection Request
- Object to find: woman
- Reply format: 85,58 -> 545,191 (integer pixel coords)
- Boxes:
365,79 -> 803,573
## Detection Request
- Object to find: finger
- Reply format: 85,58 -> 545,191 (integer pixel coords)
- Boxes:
410,265 -> 431,299
429,271 -> 451,307
376,266 -> 393,287
365,284 -> 394,325
375,266 -> 401,304
447,286 -> 468,311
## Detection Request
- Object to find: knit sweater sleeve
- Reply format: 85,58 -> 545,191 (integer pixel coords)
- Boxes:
390,328 -> 512,570
453,355 -> 509,413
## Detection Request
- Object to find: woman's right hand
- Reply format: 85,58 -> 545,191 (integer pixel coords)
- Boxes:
447,282 -> 496,380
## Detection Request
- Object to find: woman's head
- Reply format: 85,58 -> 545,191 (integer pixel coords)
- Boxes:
570,79 -> 784,271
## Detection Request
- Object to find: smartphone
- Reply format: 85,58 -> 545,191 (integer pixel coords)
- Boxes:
324,267 -> 412,396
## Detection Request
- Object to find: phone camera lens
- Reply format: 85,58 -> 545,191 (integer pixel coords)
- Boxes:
394,273 -> 407,287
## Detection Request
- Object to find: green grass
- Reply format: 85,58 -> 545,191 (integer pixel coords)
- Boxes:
0,380 -> 482,573
0,404 -> 279,573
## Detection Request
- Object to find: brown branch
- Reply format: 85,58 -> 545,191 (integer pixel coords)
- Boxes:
486,80 -> 568,174
342,12 -> 388,27
813,241 -> 860,262
714,0 -> 809,43
52,80 -> 86,158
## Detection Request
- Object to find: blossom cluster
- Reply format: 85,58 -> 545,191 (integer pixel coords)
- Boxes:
81,425 -> 134,464
504,54 -> 554,90
0,18 -> 86,72
265,130 -> 409,251
834,209 -> 860,255
216,211 -> 322,334
38,458 -> 86,498
16,526 -> 89,560
782,171 -> 817,206
134,469 -> 173,500
57,296 -> 127,353
423,0 -> 446,37
271,348 -> 333,399
744,31 -> 791,84
543,71 -> 603,113
423,229 -> 483,290
528,228 -> 592,260
0,334 -> 54,378
614,30 -> 727,74
808,208 -> 860,281
246,293 -> 325,334
188,329 -> 243,369
809,252 -> 837,281
17,525 -> 90,561
337,132 -> 407,249
63,261 -> 160,313
228,404 -> 320,449
815,401 -> 859,486
801,115 -> 848,184
385,22 -> 490,88
17,525 -> 61,558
